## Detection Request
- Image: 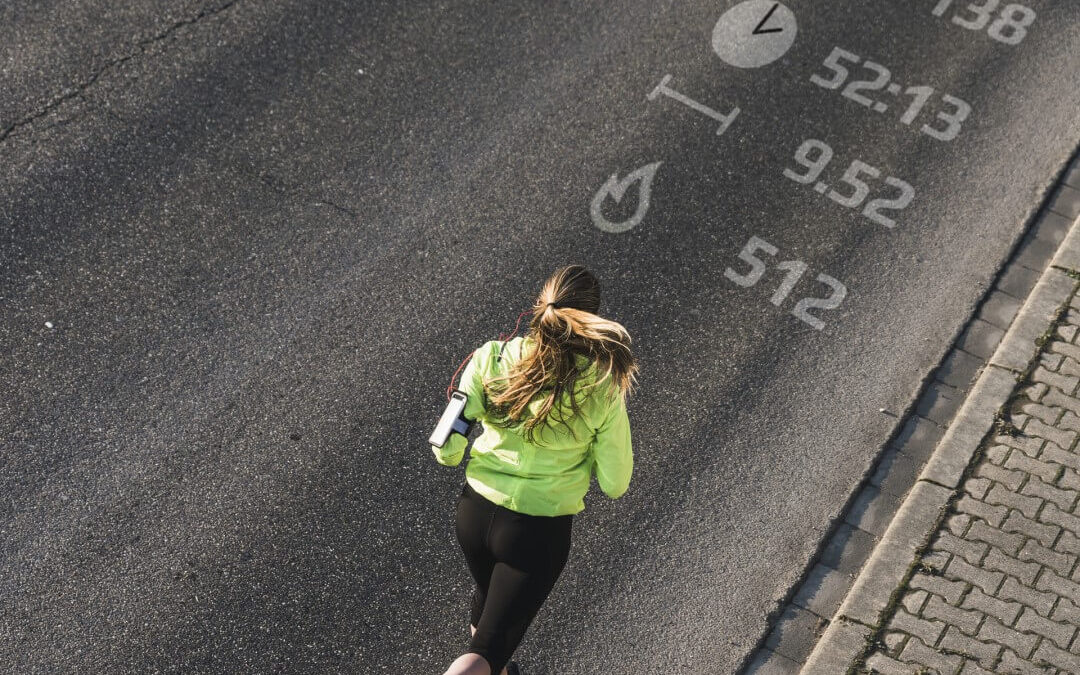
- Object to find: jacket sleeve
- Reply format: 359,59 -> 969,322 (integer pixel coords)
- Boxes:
591,389 -> 633,499
431,342 -> 492,467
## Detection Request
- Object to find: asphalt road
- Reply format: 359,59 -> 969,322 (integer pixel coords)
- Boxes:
1,1 -> 1078,673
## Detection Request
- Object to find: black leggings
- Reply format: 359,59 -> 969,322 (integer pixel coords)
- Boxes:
455,481 -> 573,674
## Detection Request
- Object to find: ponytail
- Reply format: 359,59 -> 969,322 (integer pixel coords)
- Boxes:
482,265 -> 638,444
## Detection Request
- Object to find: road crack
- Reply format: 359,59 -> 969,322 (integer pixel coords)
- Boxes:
249,167 -> 360,220
0,0 -> 241,144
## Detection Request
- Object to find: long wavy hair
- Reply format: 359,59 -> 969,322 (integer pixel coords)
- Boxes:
481,264 -> 638,444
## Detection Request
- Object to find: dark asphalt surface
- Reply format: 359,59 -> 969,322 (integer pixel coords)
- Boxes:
1,1 -> 1078,672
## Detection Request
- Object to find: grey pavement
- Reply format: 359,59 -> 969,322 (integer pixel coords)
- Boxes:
2,2 -> 1080,673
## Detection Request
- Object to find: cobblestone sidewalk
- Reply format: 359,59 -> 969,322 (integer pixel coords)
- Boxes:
743,155 -> 1080,675
863,298 -> 1080,674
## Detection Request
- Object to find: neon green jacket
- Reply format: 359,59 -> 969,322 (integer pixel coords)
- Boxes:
432,336 -> 633,516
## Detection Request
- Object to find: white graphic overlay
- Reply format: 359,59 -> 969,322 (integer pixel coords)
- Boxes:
590,162 -> 662,233
712,1 -> 797,68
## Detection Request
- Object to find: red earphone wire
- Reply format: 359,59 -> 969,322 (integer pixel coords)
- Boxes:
446,308 -> 534,401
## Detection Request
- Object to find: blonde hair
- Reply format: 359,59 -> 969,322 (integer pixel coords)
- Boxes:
482,265 -> 638,444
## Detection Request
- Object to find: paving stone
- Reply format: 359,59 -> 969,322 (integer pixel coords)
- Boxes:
1010,411 -> 1033,431
984,444 -> 1013,465
1022,382 -> 1050,403
1049,183 -> 1080,220
900,635 -> 964,674
1004,452 -> 1062,484
1065,162 -> 1080,190
1061,469 -> 1080,492
921,549 -> 952,573
958,495 -> 1009,528
1016,235 -> 1058,271
983,549 -> 1041,586
1051,597 -> 1080,625
922,594 -> 983,638
958,660 -> 994,675
998,648 -> 1054,674
1040,351 -> 1065,372
977,616 -> 1039,659
1039,502 -> 1080,536
993,432 -> 1045,458
1032,639 -> 1080,673
800,618 -> 870,674
793,563 -> 853,619
1020,400 -> 1061,426
820,523 -> 877,575
744,647 -> 802,675
1003,511 -> 1060,548
910,572 -> 966,604
962,477 -> 992,501
997,576 -> 1057,617
1030,210 -> 1073,246
901,588 -> 930,615
894,416 -> 945,464
1024,419 -> 1077,453
945,556 -> 1006,595
1040,443 -> 1080,471
1043,383 -> 1080,416
764,605 -> 826,663
864,652 -> 921,675
1055,353 -> 1080,375
1058,410 -> 1080,432
985,483 -> 1042,520
1031,366 -> 1080,397
921,369 -> 1019,489
997,264 -> 1041,300
917,381 -> 964,426
1049,339 -> 1080,363
1057,323 -> 1079,343
1015,607 -> 1076,650
872,448 -> 921,498
979,290 -> 1023,330
1035,569 -> 1080,605
845,485 -> 901,538
838,482 -> 953,627
967,520 -> 1025,556
961,587 -> 1022,625
975,463 -> 1026,491
1021,477 -> 1078,511
937,349 -> 985,390
883,630 -> 908,656
957,319 -> 1007,360
887,608 -> 946,648
934,531 -> 988,566
1055,529 -> 1080,556
946,513 -> 973,537
939,625 -> 1001,668
1018,539 -> 1076,577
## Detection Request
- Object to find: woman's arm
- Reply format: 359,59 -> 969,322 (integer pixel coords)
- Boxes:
431,341 -> 492,466
591,389 -> 633,499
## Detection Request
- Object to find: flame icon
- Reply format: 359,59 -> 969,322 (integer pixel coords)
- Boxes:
589,161 -> 662,233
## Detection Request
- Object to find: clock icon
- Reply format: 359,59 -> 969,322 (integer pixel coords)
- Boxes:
712,0 -> 797,69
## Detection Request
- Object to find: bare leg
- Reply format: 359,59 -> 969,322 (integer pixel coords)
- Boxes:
443,653 -> 491,675
441,625 -> 506,675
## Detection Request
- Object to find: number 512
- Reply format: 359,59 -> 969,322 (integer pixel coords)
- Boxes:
724,236 -> 847,331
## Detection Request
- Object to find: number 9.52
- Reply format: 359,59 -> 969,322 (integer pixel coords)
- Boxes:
783,139 -> 915,229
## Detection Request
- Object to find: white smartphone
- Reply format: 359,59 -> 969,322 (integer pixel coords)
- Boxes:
429,391 -> 469,448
